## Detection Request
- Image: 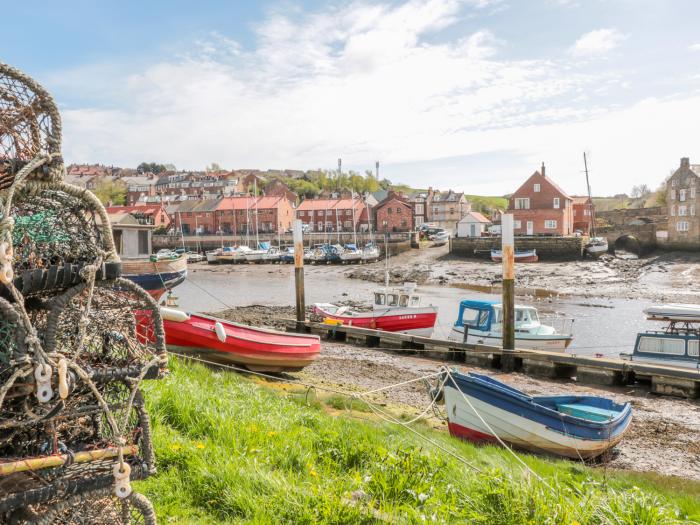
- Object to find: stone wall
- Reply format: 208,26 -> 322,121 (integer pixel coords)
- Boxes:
596,207 -> 667,227
450,236 -> 584,260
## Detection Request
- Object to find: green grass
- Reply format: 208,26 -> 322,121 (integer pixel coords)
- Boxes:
138,358 -> 700,524
466,195 -> 509,214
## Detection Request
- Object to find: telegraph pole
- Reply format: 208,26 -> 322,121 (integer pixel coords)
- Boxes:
293,220 -> 306,331
502,214 -> 515,350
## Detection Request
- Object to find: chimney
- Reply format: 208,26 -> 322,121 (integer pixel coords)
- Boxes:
681,157 -> 690,168
541,162 -> 546,177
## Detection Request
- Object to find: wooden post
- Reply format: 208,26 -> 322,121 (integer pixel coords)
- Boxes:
502,214 -> 515,350
293,220 -> 306,332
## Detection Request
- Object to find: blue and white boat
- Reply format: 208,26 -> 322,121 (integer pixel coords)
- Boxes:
280,246 -> 295,264
443,371 -> 632,459
447,300 -> 573,351
340,243 -> 362,263
620,304 -> 700,370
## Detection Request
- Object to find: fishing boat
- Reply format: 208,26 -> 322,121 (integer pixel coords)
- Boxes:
313,282 -> 438,336
340,243 -> 363,263
442,370 -> 632,459
121,252 -> 188,300
263,246 -> 281,263
361,243 -> 380,262
245,242 -> 271,263
447,300 -> 573,351
160,308 -> 321,372
620,304 -> 700,370
216,245 -> 252,264
491,249 -> 538,263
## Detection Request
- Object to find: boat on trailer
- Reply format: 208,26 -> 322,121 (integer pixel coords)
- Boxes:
491,249 -> 538,263
160,307 -> 321,372
442,370 -> 632,459
122,252 -> 188,300
313,282 -> 438,336
447,300 -> 573,351
620,304 -> 700,370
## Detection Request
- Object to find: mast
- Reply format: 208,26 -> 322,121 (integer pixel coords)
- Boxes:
254,178 -> 260,249
583,152 -> 596,237
384,233 -> 389,289
178,211 -> 186,252
337,158 -> 342,244
232,197 -> 237,247
351,190 -> 357,246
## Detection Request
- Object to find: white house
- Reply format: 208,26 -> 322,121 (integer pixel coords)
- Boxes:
456,211 -> 491,237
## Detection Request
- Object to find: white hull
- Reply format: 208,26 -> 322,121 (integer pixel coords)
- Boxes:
340,253 -> 363,262
206,252 -> 219,264
644,303 -> 700,322
448,326 -> 570,351
444,386 -> 627,458
620,352 -> 700,370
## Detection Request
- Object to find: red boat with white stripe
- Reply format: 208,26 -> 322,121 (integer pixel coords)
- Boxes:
313,283 -> 438,337
160,307 -> 321,372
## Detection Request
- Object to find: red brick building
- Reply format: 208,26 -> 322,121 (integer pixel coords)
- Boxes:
296,198 -> 367,232
374,192 -> 413,233
507,164 -> 574,236
105,204 -> 171,229
572,196 -> 594,234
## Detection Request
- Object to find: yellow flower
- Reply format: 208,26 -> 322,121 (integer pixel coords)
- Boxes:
572,522 -> 580,525
195,442 -> 205,449
267,431 -> 278,438
170,443 -> 182,452
310,469 -> 318,478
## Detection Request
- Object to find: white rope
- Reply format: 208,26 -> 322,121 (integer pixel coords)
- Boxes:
356,371 -> 442,397
443,368 -> 556,493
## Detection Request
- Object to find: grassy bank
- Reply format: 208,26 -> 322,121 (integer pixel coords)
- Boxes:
139,358 -> 700,524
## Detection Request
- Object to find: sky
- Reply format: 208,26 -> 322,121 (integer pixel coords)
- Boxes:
3,0 -> 700,196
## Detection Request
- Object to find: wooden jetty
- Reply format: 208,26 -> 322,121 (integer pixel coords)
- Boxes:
284,319 -> 700,399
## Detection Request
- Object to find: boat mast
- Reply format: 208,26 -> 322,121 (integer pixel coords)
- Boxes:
245,194 -> 251,248
232,198 -> 237,247
178,211 -> 186,252
351,190 -> 357,246
583,152 -> 597,237
384,233 -> 389,289
254,178 -> 260,249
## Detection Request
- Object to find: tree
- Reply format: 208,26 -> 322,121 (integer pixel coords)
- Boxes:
93,178 -> 127,206
630,184 -> 651,199
206,162 -> 222,172
137,162 -> 167,174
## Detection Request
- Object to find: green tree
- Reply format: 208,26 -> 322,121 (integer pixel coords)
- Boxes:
137,162 -> 167,174
93,178 -> 127,205
206,162 -> 222,172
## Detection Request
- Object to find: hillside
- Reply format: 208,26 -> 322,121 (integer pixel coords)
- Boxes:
138,358 -> 700,524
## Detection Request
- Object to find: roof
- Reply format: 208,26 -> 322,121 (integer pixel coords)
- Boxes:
571,196 -> 591,205
297,198 -> 365,211
512,169 -> 572,200
458,211 -> 491,224
215,196 -> 288,211
105,205 -> 162,215
371,189 -> 389,202
432,190 -> 465,202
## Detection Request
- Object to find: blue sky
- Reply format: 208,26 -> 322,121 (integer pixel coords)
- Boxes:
4,0 -> 700,195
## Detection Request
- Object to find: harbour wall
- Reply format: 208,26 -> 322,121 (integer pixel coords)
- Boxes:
449,236 -> 584,260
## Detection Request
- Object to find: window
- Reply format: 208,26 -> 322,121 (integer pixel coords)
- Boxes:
382,220 -> 388,228
534,184 -> 541,192
677,221 -> 689,232
374,293 -> 385,305
670,190 -> 676,201
514,220 -> 522,229
415,204 -> 424,215
680,189 -> 686,202
344,220 -> 351,228
399,295 -> 409,307
670,205 -> 675,216
433,207 -> 439,215
692,205 -> 696,216
553,197 -> 560,209
137,230 -> 149,254
318,210 -> 324,216
449,207 -> 455,214
679,205 -> 687,216
397,207 -> 402,214
584,209 -> 591,216
514,198 -> 530,210
692,187 -> 697,199
414,216 -> 424,226
317,222 -> 323,231
671,180 -> 677,187
387,207 -> 393,214
387,294 -> 398,306
544,220 -> 557,229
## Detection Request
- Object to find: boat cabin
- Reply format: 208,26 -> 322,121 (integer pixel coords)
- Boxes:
454,300 -> 542,333
373,283 -> 422,309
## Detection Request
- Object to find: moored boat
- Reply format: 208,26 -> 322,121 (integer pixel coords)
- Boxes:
245,242 -> 271,263
491,249 -> 538,263
447,300 -> 573,351
187,251 -> 206,263
620,304 -> 700,369
442,370 -> 632,459
216,245 -> 253,264
206,249 -> 220,264
313,282 -> 438,336
160,307 -> 321,372
280,246 -> 295,263
340,243 -> 362,263
586,237 -> 609,258
122,252 -> 188,300
361,243 -> 380,262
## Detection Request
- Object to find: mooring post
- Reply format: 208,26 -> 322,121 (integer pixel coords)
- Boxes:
502,214 -> 515,351
293,220 -> 306,332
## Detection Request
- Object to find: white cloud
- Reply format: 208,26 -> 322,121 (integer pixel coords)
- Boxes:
690,43 -> 700,52
570,28 -> 626,57
51,1 -> 697,195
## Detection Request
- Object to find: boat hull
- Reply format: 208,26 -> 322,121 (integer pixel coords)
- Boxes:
122,254 -> 188,300
163,311 -> 321,372
444,373 -> 632,459
491,250 -> 538,263
313,305 -> 437,335
448,326 -> 572,351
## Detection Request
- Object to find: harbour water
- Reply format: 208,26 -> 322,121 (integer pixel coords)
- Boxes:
175,263 -> 662,358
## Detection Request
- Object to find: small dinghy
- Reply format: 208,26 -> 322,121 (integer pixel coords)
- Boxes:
442,371 -> 632,459
160,307 -> 321,372
491,249 -> 538,263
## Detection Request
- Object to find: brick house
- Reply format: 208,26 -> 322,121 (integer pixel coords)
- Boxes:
105,204 -> 171,229
572,196 -> 594,234
296,198 -> 367,232
667,157 -> 700,242
264,180 -> 298,203
407,188 -> 434,228
374,192 -> 413,233
507,164 -> 574,236
430,190 -> 470,232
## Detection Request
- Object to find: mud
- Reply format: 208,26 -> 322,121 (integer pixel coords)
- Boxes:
299,340 -> 700,481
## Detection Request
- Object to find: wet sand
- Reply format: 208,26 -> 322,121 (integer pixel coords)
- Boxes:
212,306 -> 700,481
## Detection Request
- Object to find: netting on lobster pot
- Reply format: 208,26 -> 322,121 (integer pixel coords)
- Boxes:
43,278 -> 166,371
0,62 -> 62,188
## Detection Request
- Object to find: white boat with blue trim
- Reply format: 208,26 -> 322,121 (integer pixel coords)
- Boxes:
447,300 -> 573,351
442,370 -> 632,459
620,304 -> 700,370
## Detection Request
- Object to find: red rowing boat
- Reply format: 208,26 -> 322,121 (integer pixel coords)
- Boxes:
160,308 -> 321,372
313,283 -> 438,336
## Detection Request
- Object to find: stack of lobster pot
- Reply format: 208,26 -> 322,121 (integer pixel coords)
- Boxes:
0,63 -> 167,524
